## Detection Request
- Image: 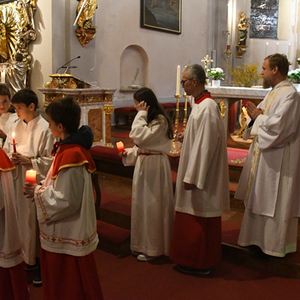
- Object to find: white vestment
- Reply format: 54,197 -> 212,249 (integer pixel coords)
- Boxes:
3,115 -> 54,264
0,112 -> 18,147
175,98 -> 230,217
123,111 -> 174,256
34,164 -> 99,256
0,170 -> 24,268
236,80 -> 300,257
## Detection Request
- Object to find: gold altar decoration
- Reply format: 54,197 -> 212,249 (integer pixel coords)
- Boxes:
0,0 -> 36,93
219,99 -> 226,119
201,55 -> 213,85
74,0 -> 98,47
182,93 -> 188,132
103,105 -> 114,146
236,11 -> 250,58
45,74 -> 91,89
226,62 -> 261,87
170,94 -> 181,155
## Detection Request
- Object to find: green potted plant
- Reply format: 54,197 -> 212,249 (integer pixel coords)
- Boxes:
207,68 -> 225,87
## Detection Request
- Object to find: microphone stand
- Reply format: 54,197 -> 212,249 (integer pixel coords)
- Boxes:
56,56 -> 81,73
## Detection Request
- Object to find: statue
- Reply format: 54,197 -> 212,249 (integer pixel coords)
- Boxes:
238,12 -> 250,46
0,0 -> 36,93
75,0 -> 98,47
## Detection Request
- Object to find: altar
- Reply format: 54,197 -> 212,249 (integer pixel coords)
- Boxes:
39,87 -> 116,146
207,86 -> 269,149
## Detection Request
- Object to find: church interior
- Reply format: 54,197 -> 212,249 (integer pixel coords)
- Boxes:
2,0 -> 300,299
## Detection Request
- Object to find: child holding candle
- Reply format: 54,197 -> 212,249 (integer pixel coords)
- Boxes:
120,87 -> 175,262
0,148 -> 29,300
3,88 -> 54,285
0,84 -> 18,147
23,97 -> 103,300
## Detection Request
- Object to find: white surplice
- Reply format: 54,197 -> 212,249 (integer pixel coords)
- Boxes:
3,114 -> 54,264
123,111 -> 174,257
175,98 -> 230,217
0,112 -> 18,147
34,164 -> 99,256
0,170 -> 24,268
235,80 -> 300,257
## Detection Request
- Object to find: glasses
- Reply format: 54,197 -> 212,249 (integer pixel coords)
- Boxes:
181,78 -> 193,87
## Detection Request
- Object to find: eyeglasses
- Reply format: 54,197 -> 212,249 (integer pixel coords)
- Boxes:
181,78 -> 193,87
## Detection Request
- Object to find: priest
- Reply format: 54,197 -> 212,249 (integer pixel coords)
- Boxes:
170,64 -> 230,275
236,53 -> 300,258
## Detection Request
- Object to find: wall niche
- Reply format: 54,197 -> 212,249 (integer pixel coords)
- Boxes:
120,45 -> 148,92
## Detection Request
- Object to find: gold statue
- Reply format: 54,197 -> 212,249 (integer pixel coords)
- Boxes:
0,0 -> 36,93
75,0 -> 98,47
238,11 -> 250,46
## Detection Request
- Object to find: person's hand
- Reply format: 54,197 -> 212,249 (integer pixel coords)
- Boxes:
246,102 -> 263,121
23,182 -> 38,199
135,101 -> 149,112
184,182 -> 195,190
177,132 -> 184,143
118,149 -> 128,157
12,152 -> 32,166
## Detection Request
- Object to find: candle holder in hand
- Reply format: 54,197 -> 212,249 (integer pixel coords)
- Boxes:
116,141 -> 125,153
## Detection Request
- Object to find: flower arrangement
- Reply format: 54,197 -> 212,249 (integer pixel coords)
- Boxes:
207,68 -> 225,80
226,62 -> 261,87
287,69 -> 300,83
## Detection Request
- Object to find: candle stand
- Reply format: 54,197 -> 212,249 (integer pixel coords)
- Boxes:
170,94 -> 181,155
182,93 -> 188,132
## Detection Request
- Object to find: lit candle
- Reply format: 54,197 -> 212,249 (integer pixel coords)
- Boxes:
1,71 -> 5,83
25,169 -> 36,184
12,132 -> 16,153
176,65 -> 180,95
116,141 -> 125,153
276,42 -> 279,53
265,42 -> 269,57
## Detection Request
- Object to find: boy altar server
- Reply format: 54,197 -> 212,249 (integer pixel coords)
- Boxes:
0,148 -> 29,300
23,97 -> 104,300
3,89 -> 54,274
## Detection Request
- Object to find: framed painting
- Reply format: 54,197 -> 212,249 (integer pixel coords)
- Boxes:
141,0 -> 182,34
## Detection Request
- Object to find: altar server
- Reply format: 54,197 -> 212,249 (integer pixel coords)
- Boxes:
121,87 -> 174,262
236,53 -> 300,258
0,148 -> 29,300
23,97 -> 103,300
170,64 -> 230,275
0,84 -> 18,147
3,89 -> 54,283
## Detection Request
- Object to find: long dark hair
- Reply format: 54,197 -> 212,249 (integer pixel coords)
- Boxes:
134,87 -> 173,139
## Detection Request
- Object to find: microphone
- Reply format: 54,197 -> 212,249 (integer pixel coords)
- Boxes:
56,56 -> 81,73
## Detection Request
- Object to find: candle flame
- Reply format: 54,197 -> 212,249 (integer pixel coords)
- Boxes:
12,132 -> 15,138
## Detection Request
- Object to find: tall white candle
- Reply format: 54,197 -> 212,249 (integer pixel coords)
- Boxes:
176,65 -> 180,95
288,43 -> 292,61
1,71 -> 5,83
276,42 -> 279,53
265,42 -> 268,57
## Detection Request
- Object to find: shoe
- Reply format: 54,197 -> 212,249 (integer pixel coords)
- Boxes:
32,271 -> 42,287
137,254 -> 157,262
176,265 -> 211,276
25,263 -> 39,271
131,251 -> 140,257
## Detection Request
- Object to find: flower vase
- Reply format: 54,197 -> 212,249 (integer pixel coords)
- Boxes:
212,80 -> 221,88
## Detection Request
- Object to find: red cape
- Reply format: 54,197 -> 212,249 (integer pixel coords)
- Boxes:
0,148 -> 15,172
51,144 -> 96,179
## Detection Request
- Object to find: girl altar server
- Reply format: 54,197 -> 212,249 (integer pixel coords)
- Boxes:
121,87 -> 174,262
0,148 -> 29,300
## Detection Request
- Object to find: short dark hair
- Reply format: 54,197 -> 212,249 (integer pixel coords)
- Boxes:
45,96 -> 81,134
266,53 -> 289,77
183,64 -> 206,85
11,88 -> 38,110
0,84 -> 11,99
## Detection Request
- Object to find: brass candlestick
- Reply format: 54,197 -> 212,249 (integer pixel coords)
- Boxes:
182,93 -> 188,132
170,94 -> 181,155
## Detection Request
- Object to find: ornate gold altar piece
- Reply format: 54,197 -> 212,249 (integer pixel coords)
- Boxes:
0,0 -> 36,93
45,74 -> 91,89
39,87 -> 115,146
74,0 -> 98,47
170,94 -> 181,155
201,55 -> 213,85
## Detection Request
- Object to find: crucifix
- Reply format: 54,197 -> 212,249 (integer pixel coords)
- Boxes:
201,55 -> 213,84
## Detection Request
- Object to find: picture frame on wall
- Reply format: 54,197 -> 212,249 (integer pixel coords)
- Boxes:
140,0 -> 182,34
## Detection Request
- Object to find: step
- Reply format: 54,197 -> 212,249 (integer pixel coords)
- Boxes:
97,220 -> 131,258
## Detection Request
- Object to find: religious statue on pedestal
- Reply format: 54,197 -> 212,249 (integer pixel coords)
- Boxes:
236,11 -> 250,58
